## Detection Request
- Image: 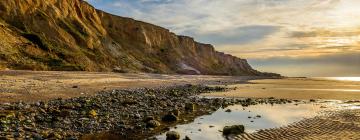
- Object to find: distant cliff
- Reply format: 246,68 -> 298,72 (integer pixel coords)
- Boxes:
0,0 -> 275,76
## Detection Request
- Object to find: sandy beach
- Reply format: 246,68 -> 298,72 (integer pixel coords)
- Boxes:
0,70 -> 257,103
1,71 -> 360,140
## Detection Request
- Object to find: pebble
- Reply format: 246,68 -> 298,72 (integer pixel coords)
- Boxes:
166,131 -> 180,140
0,84 -> 294,139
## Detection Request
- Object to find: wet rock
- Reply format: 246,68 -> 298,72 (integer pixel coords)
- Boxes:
166,131 -> 180,140
223,125 -> 245,135
32,133 -> 42,140
162,114 -> 178,122
225,109 -> 232,112
185,103 -> 195,112
147,120 -> 161,128
172,109 -> 180,116
183,136 -> 191,140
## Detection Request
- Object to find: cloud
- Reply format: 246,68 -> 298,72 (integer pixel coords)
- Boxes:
185,25 -> 281,46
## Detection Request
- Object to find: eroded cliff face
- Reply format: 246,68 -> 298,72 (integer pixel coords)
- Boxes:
0,0 -> 270,76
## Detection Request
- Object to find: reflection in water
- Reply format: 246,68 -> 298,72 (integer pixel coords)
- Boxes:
276,88 -> 360,92
318,77 -> 360,82
156,102 -> 334,140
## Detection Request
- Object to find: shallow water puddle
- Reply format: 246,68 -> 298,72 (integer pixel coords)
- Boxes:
156,102 -> 336,140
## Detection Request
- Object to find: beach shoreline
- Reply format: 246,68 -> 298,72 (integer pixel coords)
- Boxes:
0,70 -> 273,103
1,70 -> 360,139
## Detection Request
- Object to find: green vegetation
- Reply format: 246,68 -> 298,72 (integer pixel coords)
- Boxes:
21,33 -> 50,51
58,19 -> 89,47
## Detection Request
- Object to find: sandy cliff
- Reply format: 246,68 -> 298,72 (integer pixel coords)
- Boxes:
0,0 -> 275,76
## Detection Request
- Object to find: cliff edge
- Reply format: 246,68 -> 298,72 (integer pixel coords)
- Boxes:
0,0 -> 276,76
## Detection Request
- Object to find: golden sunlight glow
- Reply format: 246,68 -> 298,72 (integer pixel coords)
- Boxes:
327,77 -> 360,82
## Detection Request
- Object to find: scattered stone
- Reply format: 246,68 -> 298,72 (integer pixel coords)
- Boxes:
185,103 -> 195,112
166,131 -> 180,140
172,109 -> 180,116
147,120 -> 161,128
223,125 -> 245,135
72,86 -> 79,88
0,84 -> 296,139
225,109 -> 232,112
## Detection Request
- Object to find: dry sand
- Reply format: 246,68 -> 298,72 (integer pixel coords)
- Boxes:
0,70 -> 255,103
202,78 -> 360,100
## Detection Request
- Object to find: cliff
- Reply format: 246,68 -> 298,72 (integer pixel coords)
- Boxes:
0,0 -> 271,76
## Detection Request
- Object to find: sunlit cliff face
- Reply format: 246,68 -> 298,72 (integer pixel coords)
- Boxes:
88,0 -> 360,76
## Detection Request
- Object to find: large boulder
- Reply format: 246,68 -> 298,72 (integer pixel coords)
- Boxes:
166,131 -> 180,140
223,125 -> 245,135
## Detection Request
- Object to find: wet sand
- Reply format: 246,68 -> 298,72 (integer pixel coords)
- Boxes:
236,109 -> 360,140
200,78 -> 360,140
202,78 -> 360,100
1,71 -> 360,140
0,70 -> 258,103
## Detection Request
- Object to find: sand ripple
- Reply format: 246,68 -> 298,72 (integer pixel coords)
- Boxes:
235,109 -> 360,140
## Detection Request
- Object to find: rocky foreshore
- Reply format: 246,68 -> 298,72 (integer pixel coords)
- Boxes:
0,84 -> 293,140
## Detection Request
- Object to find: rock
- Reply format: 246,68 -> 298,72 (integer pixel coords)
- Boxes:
147,120 -> 161,128
185,103 -> 195,112
310,99 -> 316,102
89,109 -> 97,118
32,133 -> 42,140
48,132 -> 62,139
225,109 -> 231,112
183,136 -> 191,140
60,110 -> 72,117
72,86 -> 78,88
223,125 -> 245,135
172,109 -> 180,116
166,131 -> 180,140
162,114 -> 178,122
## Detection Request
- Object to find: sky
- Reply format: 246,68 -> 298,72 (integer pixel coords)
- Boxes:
86,0 -> 360,77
